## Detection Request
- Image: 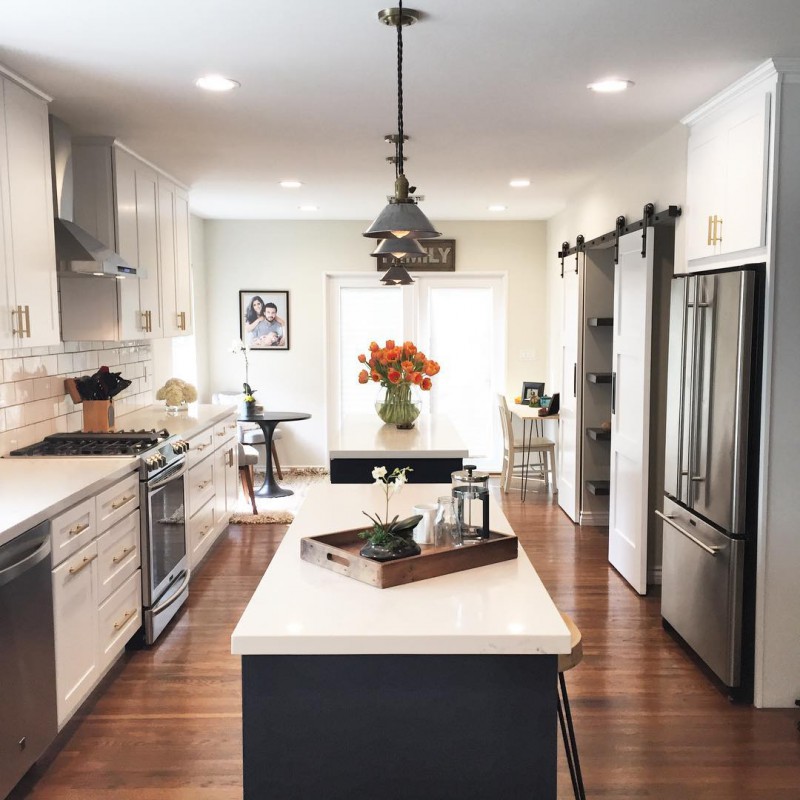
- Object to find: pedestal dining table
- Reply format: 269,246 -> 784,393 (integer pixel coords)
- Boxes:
237,411 -> 311,498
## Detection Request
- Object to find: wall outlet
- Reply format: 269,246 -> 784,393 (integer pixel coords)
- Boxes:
520,350 -> 535,361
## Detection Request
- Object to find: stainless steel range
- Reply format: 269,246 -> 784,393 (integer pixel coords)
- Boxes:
11,429 -> 191,644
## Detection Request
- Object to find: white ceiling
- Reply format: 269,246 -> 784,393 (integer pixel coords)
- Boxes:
2,0 -> 800,222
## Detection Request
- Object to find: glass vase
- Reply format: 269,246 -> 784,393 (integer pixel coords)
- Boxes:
375,383 -> 422,429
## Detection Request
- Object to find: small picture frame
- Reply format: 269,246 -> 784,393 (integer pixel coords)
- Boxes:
521,382 -> 545,406
240,290 -> 289,350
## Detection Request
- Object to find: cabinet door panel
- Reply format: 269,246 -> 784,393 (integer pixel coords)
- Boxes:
52,541 -> 99,727
685,130 -> 725,261
3,79 -> 59,347
174,187 -> 192,334
722,92 -> 770,255
136,167 -> 161,337
0,80 -> 11,349
158,178 -> 179,336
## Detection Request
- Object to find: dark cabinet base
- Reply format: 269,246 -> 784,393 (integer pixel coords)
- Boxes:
242,653 -> 557,800
330,457 -> 463,484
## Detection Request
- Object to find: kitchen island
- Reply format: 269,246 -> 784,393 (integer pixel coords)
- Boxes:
328,412 -> 468,483
231,482 -> 570,799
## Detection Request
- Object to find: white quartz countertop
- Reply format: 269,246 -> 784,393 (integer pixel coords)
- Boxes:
231,482 -> 570,656
116,403 -> 236,438
329,414 -> 469,459
0,458 -> 138,547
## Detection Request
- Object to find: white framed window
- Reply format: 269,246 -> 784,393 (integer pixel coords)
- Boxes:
324,272 -> 507,470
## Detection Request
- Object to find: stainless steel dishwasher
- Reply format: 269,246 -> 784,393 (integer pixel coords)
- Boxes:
0,521 -> 58,799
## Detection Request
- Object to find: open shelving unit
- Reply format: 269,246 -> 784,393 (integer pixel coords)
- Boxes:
586,427 -> 611,441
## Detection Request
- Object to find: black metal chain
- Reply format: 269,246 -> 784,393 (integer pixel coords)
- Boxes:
396,0 -> 404,179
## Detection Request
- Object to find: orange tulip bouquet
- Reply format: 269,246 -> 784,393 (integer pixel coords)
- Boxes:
357,339 -> 440,428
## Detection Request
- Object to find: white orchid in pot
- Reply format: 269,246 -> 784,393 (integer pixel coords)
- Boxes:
358,466 -> 422,562
231,339 -> 257,410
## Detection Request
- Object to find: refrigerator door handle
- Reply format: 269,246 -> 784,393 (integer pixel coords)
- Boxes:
655,510 -> 720,556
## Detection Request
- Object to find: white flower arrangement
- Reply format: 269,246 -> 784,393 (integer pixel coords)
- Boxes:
156,378 -> 198,407
359,466 -> 420,551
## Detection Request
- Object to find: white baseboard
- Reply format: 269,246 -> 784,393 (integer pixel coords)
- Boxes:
579,510 -> 609,527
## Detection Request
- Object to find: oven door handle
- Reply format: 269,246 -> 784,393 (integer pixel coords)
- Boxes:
147,460 -> 188,490
151,569 -> 191,614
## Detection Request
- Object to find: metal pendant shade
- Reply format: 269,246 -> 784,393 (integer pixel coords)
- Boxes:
371,236 -> 427,258
364,200 -> 440,240
363,2 -> 441,252
380,263 -> 415,285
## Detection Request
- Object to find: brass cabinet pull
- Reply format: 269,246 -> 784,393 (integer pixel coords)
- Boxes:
11,306 -> 22,336
140,310 -> 148,331
197,479 -> 212,490
714,215 -> 723,243
177,311 -> 186,330
227,423 -> 236,430
112,545 -> 137,564
23,305 -> 31,337
707,215 -> 713,246
69,553 -> 97,575
199,524 -> 210,538
707,214 -> 723,246
111,494 -> 135,510
113,609 -> 136,631
68,522 -> 90,537
226,449 -> 234,467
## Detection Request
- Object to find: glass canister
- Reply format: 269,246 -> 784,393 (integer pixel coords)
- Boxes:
451,465 -> 490,541
434,495 -> 461,548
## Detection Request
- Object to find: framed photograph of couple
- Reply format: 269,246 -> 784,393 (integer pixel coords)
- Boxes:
240,290 -> 290,350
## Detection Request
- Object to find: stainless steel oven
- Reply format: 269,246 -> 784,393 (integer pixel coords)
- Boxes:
141,453 -> 190,644
9,428 -> 192,646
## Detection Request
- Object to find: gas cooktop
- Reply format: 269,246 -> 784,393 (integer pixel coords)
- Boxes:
9,429 -> 171,457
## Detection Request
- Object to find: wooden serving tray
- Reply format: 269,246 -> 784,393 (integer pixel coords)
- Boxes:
300,528 -> 518,589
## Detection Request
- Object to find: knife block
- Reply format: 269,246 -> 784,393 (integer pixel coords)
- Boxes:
82,400 -> 115,432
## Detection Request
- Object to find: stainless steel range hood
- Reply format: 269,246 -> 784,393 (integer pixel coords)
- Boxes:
50,116 -> 139,278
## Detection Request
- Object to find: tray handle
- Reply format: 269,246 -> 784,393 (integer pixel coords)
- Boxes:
327,552 -> 351,568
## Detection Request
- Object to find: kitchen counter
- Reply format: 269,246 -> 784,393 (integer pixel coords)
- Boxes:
232,482 -> 567,799
0,404 -> 236,548
0,458 -> 138,547
328,413 -> 468,483
117,402 -> 235,438
232,482 -> 568,654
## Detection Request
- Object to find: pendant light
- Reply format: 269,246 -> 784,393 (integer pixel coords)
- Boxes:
363,2 -> 441,244
380,263 -> 415,285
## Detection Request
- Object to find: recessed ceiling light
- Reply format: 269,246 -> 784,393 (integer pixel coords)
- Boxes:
509,179 -> 530,188
299,205 -> 318,211
195,74 -> 240,92
488,205 -> 507,212
587,79 -> 634,93
279,180 -> 303,189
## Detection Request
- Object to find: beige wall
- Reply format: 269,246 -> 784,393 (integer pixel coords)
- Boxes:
545,123 -> 689,392
194,219 -> 546,466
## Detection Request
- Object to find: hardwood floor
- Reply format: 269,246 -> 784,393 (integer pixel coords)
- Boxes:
12,483 -> 799,799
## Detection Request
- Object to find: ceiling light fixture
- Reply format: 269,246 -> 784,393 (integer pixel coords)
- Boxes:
299,204 -> 318,211
363,2 -> 441,286
279,180 -> 303,189
195,75 -> 240,92
509,179 -> 530,188
488,204 -> 507,212
587,78 -> 634,93
380,263 -> 415,285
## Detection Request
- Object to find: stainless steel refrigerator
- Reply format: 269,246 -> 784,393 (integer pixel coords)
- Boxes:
659,266 -> 763,690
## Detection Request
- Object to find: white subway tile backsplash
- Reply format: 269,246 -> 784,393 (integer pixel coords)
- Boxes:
57,353 -> 74,373
3,358 -> 23,382
0,340 -> 153,454
15,380 -> 34,403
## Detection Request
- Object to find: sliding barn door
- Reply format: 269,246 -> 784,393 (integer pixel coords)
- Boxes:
608,229 -> 654,594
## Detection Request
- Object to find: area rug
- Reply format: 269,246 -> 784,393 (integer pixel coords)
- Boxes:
228,466 -> 329,524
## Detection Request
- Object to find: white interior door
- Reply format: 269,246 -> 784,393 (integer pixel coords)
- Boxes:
557,253 -> 582,522
608,229 -> 654,594
325,273 -> 506,470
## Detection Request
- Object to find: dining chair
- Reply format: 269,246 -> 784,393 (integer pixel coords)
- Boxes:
211,392 -> 283,480
238,443 -> 259,515
497,393 -> 557,494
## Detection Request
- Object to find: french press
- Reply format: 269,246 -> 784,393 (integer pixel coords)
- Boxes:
451,465 -> 490,541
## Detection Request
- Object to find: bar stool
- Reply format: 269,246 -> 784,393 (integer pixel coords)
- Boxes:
558,612 -> 586,800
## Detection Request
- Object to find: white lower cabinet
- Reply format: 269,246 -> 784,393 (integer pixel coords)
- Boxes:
50,472 -> 142,729
52,540 -> 99,726
185,413 -> 238,571
97,571 -> 141,673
